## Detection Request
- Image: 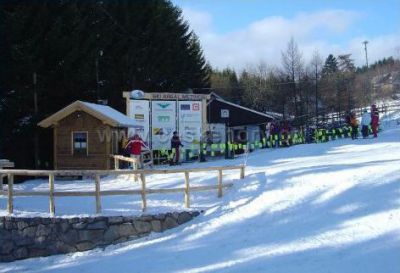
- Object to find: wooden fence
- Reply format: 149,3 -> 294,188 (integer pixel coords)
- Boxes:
310,103 -> 400,126
0,159 -> 14,191
0,165 -> 245,215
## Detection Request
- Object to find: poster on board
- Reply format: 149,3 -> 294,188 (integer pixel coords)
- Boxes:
129,100 -> 150,143
151,100 -> 176,150
208,123 -> 226,144
178,101 -> 202,147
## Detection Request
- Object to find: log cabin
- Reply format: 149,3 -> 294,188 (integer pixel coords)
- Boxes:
38,101 -> 134,170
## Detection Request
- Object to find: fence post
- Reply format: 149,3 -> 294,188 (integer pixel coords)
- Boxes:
7,174 -> 13,214
0,174 -> 3,191
240,166 -> 245,179
140,173 -> 147,211
217,170 -> 223,198
114,158 -> 119,170
49,174 -> 55,215
134,160 -> 138,182
184,171 -> 190,208
95,175 -> 102,214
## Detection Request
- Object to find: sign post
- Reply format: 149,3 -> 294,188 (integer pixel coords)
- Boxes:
220,109 -> 232,159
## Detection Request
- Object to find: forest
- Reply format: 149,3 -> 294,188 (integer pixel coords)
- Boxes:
210,40 -> 400,122
0,0 -> 209,169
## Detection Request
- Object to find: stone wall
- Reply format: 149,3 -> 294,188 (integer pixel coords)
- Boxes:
0,211 -> 200,262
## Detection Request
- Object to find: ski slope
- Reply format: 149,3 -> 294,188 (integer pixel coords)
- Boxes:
1,111 -> 400,273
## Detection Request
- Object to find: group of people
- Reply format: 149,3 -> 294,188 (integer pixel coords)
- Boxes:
124,131 -> 183,168
348,104 -> 379,140
124,105 -> 380,168
267,121 -> 293,147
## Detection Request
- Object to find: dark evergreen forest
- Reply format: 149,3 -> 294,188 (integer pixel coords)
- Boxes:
0,0 -> 210,169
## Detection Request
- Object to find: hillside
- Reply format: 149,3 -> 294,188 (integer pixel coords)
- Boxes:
1,109 -> 400,273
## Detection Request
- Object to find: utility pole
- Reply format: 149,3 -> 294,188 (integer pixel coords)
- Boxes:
315,66 -> 318,126
33,72 -> 39,169
363,40 -> 371,104
363,40 -> 369,68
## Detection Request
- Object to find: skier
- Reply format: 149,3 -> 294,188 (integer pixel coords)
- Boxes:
171,131 -> 183,165
125,134 -> 148,169
349,112 -> 359,140
371,104 -> 379,138
361,109 -> 371,138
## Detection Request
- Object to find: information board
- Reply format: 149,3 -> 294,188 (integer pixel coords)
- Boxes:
129,100 -> 150,143
178,101 -> 202,147
151,100 -> 176,149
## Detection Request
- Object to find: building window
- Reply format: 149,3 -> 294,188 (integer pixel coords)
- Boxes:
72,132 -> 88,155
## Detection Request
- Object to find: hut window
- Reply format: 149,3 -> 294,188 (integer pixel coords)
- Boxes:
72,132 -> 88,155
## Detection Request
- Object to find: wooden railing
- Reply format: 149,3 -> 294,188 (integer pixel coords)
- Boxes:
0,165 -> 245,215
111,153 -> 153,169
110,155 -> 139,181
110,154 -> 138,170
0,159 -> 14,191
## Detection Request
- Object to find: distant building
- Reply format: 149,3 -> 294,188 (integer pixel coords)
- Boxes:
372,71 -> 400,97
205,93 -> 276,145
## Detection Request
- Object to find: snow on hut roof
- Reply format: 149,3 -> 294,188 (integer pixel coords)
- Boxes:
214,98 -> 276,120
38,100 -> 135,128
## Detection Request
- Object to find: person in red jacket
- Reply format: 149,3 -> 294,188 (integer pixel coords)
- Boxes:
125,134 -> 148,168
371,104 -> 379,138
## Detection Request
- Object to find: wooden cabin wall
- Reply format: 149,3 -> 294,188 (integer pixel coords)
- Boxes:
55,111 -> 111,170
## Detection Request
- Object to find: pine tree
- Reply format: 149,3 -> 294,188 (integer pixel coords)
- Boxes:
322,54 -> 338,75
0,0 -> 210,169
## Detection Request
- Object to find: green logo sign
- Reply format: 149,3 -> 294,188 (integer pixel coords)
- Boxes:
158,103 -> 170,109
158,116 -> 170,122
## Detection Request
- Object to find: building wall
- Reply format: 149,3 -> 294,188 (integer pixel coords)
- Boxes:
55,111 -> 111,169
208,99 -> 272,126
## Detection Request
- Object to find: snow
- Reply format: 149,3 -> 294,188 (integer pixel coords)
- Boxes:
81,101 -> 134,127
1,107 -> 400,272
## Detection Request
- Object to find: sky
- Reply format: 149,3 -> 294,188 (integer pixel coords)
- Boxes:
172,0 -> 400,71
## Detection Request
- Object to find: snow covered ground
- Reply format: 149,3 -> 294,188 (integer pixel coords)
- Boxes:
1,109 -> 400,272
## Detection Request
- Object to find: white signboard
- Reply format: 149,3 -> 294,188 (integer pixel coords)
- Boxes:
208,123 -> 226,143
151,101 -> 176,149
221,109 -> 229,118
129,100 -> 150,143
178,101 -> 202,147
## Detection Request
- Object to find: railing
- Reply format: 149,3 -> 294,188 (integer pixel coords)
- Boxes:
0,165 -> 245,215
111,154 -> 155,169
0,159 -> 14,191
308,103 -> 400,126
110,155 -> 139,181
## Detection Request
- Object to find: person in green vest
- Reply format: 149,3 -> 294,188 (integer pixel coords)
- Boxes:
350,112 -> 359,140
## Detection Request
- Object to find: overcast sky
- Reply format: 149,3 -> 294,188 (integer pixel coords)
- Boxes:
172,0 -> 400,71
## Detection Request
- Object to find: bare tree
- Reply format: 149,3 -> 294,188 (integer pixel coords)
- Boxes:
337,54 -> 356,111
241,61 -> 271,111
281,37 -> 303,116
310,50 -> 323,120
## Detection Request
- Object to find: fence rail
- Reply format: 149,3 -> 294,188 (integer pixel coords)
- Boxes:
0,159 -> 14,192
309,103 -> 400,126
0,165 -> 245,215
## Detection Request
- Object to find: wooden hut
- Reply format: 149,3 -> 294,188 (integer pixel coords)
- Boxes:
38,101 -> 134,170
